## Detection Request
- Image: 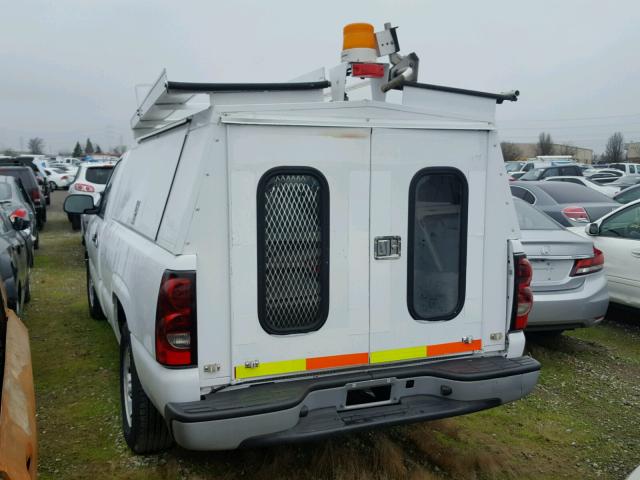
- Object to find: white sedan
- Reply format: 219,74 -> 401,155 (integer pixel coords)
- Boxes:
571,199 -> 640,309
544,176 -> 619,197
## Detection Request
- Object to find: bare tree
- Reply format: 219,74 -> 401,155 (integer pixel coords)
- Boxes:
604,132 -> 625,163
112,145 -> 128,156
28,137 -> 44,154
500,142 -> 522,162
537,132 -> 554,156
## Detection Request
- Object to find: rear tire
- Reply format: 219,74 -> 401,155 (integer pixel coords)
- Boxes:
71,215 -> 81,231
86,263 -> 106,320
48,181 -> 56,192
24,278 -> 31,304
120,327 -> 173,454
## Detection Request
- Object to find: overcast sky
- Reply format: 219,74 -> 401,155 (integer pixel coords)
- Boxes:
1,0 -> 639,155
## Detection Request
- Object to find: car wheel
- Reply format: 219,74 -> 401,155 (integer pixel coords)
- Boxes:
49,181 -> 56,192
33,229 -> 39,251
120,326 -> 173,454
71,214 -> 81,231
86,262 -> 106,320
24,277 -> 31,304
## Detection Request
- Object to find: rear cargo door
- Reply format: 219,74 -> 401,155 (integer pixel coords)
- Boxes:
228,125 -> 371,382
369,128 -> 486,364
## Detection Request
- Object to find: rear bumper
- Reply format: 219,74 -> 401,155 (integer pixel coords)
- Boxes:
526,271 -> 609,331
165,355 -> 540,450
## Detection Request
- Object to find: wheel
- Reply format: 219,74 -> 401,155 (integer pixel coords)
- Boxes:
120,327 -> 173,454
24,277 -> 31,304
71,214 -> 81,231
33,229 -> 39,251
86,262 -> 106,320
42,207 -> 47,223
48,181 -> 56,192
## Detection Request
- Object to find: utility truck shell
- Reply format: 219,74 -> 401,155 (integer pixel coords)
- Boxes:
65,22 -> 540,452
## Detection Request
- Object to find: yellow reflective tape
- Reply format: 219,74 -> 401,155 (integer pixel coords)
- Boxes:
235,358 -> 306,379
370,345 -> 426,364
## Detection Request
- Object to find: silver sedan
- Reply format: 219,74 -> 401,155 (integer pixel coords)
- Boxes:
513,198 -> 609,334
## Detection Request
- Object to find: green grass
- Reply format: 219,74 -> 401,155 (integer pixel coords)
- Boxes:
24,192 -> 640,479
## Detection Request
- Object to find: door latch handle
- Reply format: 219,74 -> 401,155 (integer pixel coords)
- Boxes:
374,236 -> 401,259
92,233 -> 98,246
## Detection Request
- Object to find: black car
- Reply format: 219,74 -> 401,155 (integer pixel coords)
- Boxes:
510,181 -> 619,227
519,164 -> 583,181
13,156 -> 51,205
0,208 -> 31,315
0,166 -> 46,229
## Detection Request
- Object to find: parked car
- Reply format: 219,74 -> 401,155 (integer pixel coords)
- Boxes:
0,176 -> 39,255
574,199 -> 640,310
0,284 -> 37,480
504,161 -> 525,172
543,176 -> 618,197
606,175 -> 640,194
509,171 -> 526,181
519,164 -> 583,181
513,198 -> 608,335
0,209 -> 31,316
584,169 -> 624,185
12,156 -> 51,206
65,42 -> 540,453
0,166 -> 46,229
43,167 -> 73,190
67,163 -> 114,230
608,162 -> 640,175
613,184 -> 640,204
510,181 -> 620,227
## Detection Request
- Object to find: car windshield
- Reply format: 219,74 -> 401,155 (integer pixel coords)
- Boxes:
85,166 -> 113,184
0,183 -> 12,201
513,198 -> 561,230
504,163 -> 522,172
520,168 -> 544,180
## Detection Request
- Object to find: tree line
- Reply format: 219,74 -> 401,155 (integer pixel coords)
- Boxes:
501,131 -> 630,164
2,137 -> 127,157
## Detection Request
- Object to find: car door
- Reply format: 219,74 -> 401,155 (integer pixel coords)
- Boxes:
594,202 -> 640,307
369,129 -> 485,364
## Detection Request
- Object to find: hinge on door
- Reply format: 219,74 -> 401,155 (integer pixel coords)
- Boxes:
374,236 -> 401,259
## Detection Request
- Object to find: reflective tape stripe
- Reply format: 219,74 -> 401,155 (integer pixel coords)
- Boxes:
235,340 -> 483,379
370,345 -> 427,364
235,358 -> 306,379
306,352 -> 369,370
428,339 -> 482,357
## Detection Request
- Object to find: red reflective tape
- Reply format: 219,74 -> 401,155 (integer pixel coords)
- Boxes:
306,352 -> 369,371
428,339 -> 482,357
351,63 -> 385,78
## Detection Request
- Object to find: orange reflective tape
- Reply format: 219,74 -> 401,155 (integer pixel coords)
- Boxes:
428,339 -> 482,357
306,352 -> 369,371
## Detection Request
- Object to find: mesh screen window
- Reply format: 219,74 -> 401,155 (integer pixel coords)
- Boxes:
408,168 -> 468,321
257,168 -> 329,334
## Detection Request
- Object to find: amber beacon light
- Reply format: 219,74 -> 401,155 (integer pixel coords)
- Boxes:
341,23 -> 378,63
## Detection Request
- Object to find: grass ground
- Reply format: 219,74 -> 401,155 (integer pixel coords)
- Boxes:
23,191 -> 640,479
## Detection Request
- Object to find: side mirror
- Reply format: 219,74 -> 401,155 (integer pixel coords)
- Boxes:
586,223 -> 600,236
64,194 -> 98,215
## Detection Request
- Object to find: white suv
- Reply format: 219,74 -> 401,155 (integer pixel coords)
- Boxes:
67,163 -> 114,230
64,26 -> 540,453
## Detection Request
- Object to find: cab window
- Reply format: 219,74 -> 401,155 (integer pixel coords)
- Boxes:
600,204 -> 640,240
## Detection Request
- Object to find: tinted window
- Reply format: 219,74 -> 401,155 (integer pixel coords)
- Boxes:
614,186 -> 640,204
630,165 -> 636,174
514,198 -> 561,230
540,167 -> 560,179
521,168 -> 543,180
85,167 -> 113,184
510,186 -> 536,204
609,164 -> 624,172
560,166 -> 580,176
600,204 -> 640,239
408,169 -> 467,320
0,168 -> 38,190
257,168 -> 329,334
538,183 -> 613,203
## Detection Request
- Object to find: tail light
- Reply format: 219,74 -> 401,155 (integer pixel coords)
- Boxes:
510,253 -> 533,331
571,248 -> 604,276
61,175 -> 68,180
155,270 -> 197,367
30,187 -> 41,204
10,208 -> 28,220
562,206 -> 589,223
74,183 -> 95,193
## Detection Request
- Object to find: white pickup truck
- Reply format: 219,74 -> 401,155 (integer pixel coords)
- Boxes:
64,22 -> 540,453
